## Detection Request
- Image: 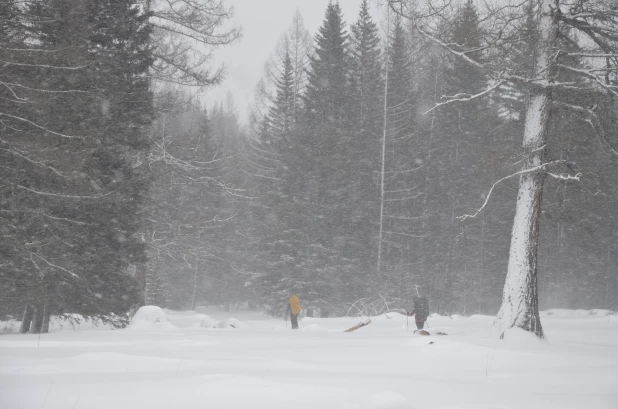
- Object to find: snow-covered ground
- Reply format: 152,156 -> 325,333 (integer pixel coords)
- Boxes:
1,308 -> 617,409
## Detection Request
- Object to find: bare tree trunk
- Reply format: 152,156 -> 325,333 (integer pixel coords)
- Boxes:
41,301 -> 51,334
191,258 -> 198,310
377,7 -> 390,278
495,0 -> 558,339
606,197 -> 613,310
19,305 -> 34,334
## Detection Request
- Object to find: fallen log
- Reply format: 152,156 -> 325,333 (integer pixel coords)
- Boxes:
344,317 -> 371,332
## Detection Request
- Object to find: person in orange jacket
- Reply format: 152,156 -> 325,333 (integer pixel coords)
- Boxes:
286,295 -> 301,329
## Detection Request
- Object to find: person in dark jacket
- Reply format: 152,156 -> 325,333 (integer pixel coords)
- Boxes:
407,296 -> 429,330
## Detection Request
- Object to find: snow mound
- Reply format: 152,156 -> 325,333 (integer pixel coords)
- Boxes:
198,316 -> 248,329
199,316 -> 219,328
362,391 -> 410,409
500,327 -> 546,346
217,318 -> 248,329
129,306 -> 175,330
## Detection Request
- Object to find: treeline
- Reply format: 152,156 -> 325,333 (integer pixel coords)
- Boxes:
0,0 -> 241,330
1,0 -> 616,329
1,0 -> 154,331
243,0 -> 618,316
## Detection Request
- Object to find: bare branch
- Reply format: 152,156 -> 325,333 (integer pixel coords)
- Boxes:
556,64 -> 618,97
30,252 -> 80,279
0,112 -> 82,139
0,81 -> 89,94
0,59 -> 90,70
555,102 -> 618,157
423,80 -> 505,115
547,172 -> 582,181
17,185 -> 117,200
458,160 -> 569,222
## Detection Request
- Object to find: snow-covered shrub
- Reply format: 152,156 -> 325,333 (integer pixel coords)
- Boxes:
129,306 -> 175,330
0,320 -> 17,334
199,316 -> 219,328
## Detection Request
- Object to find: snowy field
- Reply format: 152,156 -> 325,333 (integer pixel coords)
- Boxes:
1,308 -> 617,409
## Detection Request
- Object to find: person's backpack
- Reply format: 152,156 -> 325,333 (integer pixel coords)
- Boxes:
414,296 -> 429,319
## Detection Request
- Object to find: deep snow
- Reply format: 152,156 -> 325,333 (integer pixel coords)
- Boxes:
1,308 -> 617,409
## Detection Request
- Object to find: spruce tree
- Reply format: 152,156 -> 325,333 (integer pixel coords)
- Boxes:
268,52 -> 296,139
424,0 -> 502,312
1,0 -> 154,329
299,1 -> 353,312
377,16 -> 425,303
250,51 -> 299,312
347,0 -> 384,295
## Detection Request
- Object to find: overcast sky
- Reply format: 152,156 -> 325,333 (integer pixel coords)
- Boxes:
205,0 -> 383,124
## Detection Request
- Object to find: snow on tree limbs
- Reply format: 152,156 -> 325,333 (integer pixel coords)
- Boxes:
387,0 -> 618,338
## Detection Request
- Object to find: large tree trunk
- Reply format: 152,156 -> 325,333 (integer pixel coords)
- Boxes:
495,0 -> 558,339
29,306 -> 44,334
144,250 -> 161,306
19,305 -> 34,334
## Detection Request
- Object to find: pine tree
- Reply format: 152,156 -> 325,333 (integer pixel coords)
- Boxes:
298,1 -> 353,312
417,0 -> 505,313
303,2 -> 349,132
0,0 -> 21,41
250,51 -> 298,311
347,0 -> 384,296
349,0 -> 383,137
374,15 -> 426,304
268,52 -> 296,139
1,0 -> 154,330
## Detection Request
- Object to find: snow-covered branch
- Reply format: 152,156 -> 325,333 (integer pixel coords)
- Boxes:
423,80 -> 505,115
0,142 -> 66,178
458,161 -> 570,223
414,23 -> 487,71
30,252 -> 80,280
0,81 -> 90,94
17,185 -> 116,200
555,102 -> 618,157
556,64 -> 618,97
547,172 -> 582,181
0,59 -> 90,70
0,112 -> 83,139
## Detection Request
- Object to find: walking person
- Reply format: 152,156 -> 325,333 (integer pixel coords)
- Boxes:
407,295 -> 429,330
287,295 -> 301,329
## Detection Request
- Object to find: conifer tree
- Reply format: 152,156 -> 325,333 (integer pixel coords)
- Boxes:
377,16 -> 424,301
347,0 -> 384,292
298,1 -> 353,311
268,52 -> 296,140
251,51 -> 300,308
1,0 -> 153,330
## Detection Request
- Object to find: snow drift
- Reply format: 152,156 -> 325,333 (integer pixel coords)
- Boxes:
129,306 -> 176,330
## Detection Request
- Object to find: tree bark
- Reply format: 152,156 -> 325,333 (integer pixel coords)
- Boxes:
29,306 -> 44,334
190,258 -> 198,311
144,250 -> 160,306
19,305 -> 34,334
495,0 -> 559,339
41,302 -> 51,334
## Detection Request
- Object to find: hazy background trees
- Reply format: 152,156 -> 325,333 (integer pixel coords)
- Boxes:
245,0 -> 617,319
1,0 -> 616,330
